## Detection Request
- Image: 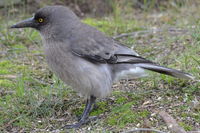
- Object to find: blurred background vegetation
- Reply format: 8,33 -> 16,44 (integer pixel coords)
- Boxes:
0,0 -> 196,17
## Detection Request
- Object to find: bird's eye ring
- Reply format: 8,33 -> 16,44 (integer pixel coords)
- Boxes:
38,18 -> 44,23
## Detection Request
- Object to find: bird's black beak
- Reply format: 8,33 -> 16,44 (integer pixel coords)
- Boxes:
10,17 -> 36,28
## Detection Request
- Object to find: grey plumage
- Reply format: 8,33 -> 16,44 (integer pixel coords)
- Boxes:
11,5 -> 194,128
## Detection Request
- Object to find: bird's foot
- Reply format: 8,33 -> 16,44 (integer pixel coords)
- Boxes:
64,122 -> 84,129
64,96 -> 97,129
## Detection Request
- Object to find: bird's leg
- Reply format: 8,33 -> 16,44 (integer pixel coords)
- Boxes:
64,95 -> 96,129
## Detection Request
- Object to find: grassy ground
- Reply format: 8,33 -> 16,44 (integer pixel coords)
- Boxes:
0,3 -> 200,133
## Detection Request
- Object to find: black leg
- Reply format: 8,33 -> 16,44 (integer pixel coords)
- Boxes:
64,96 -> 96,129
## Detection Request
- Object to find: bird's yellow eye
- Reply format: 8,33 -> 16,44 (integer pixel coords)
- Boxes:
38,18 -> 44,23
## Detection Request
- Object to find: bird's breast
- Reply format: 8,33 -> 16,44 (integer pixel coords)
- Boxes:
42,40 -> 113,98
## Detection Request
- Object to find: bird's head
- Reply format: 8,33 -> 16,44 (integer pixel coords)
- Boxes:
11,6 -> 79,38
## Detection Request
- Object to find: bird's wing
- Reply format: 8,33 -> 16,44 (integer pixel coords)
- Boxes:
70,23 -> 151,64
71,35 -> 116,63
71,37 -> 152,64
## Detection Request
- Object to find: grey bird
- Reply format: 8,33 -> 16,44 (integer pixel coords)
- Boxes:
11,5 -> 194,128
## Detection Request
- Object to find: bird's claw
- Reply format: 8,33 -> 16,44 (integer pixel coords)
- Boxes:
64,123 -> 82,129
64,116 -> 98,129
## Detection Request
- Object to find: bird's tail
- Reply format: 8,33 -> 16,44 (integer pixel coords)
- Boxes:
115,54 -> 194,80
135,63 -> 194,80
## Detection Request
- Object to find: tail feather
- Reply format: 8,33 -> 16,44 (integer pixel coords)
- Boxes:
114,54 -> 194,80
135,63 -> 194,80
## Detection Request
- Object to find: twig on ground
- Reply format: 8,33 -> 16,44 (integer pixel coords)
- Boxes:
188,131 -> 200,133
113,29 -> 159,39
113,27 -> 189,39
122,128 -> 166,133
158,111 -> 187,133
0,75 -> 17,79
